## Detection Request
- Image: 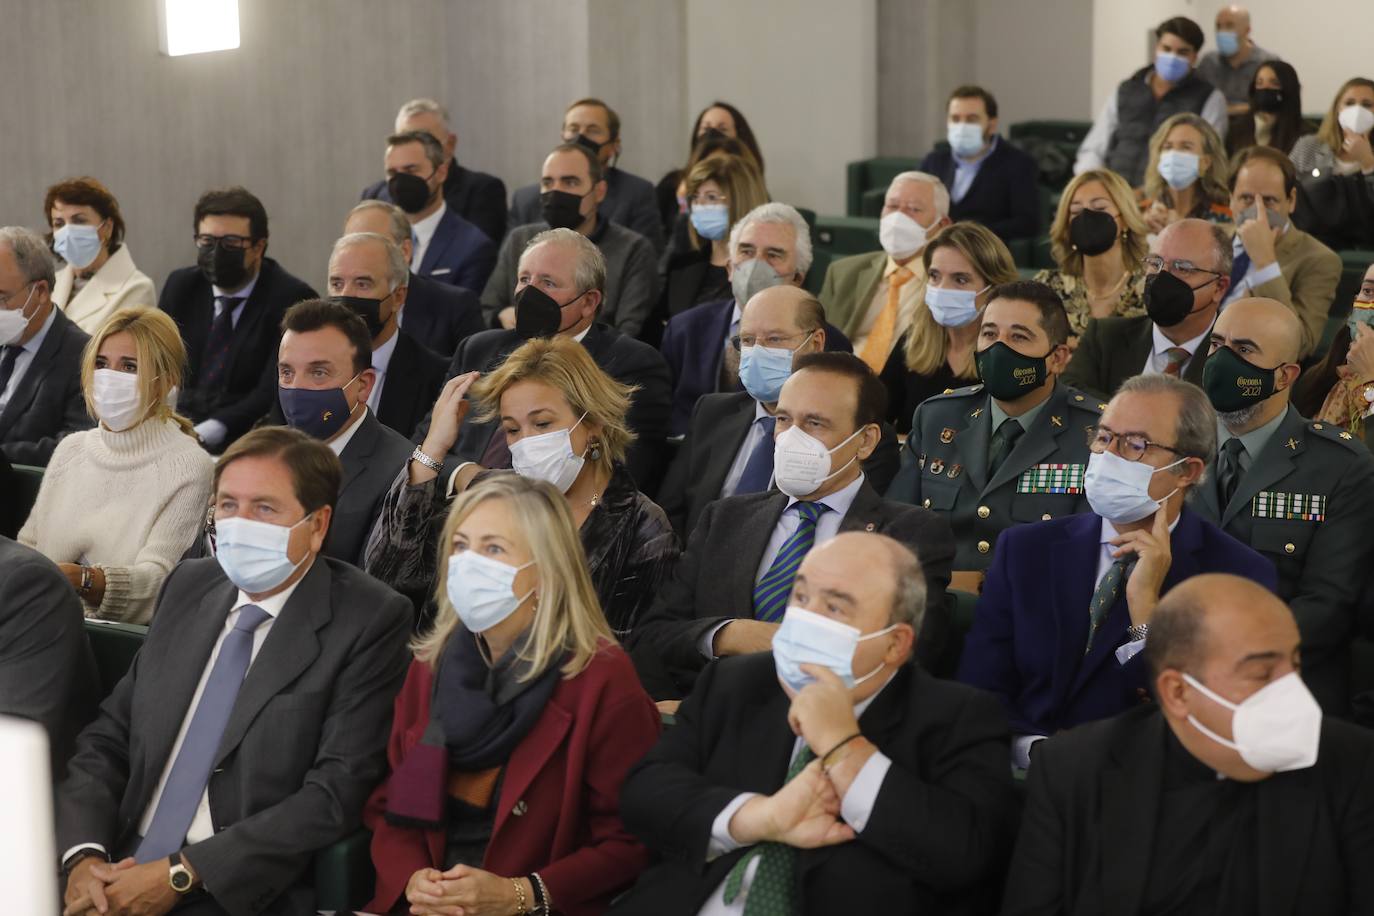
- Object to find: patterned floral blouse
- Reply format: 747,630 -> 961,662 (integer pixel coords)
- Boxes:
1032,267 -> 1150,339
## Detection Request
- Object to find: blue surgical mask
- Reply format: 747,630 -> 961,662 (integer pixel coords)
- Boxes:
1215,30 -> 1240,56
1155,50 -> 1191,83
1157,150 -> 1201,191
445,550 -> 535,633
690,204 -> 730,241
925,284 -> 987,328
214,514 -> 313,594
739,330 -> 813,403
772,606 -> 897,693
53,222 -> 105,270
279,373 -> 362,440
946,122 -> 986,159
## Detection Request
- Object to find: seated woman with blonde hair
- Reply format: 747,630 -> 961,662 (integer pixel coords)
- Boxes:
363,473 -> 660,915
19,306 -> 212,622
365,335 -> 679,637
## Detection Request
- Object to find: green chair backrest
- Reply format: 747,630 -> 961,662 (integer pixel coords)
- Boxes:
84,620 -> 147,698
314,828 -> 375,910
845,157 -> 923,217
11,464 -> 43,534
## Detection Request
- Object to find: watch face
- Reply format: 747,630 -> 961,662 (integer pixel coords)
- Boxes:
171,869 -> 193,892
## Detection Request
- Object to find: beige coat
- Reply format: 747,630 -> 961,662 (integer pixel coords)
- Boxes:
1247,227 -> 1343,359
53,243 -> 156,334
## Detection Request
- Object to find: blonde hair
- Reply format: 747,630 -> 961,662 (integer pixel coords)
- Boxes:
903,223 -> 1019,376
1049,169 -> 1150,278
1142,113 -> 1230,211
81,306 -> 195,437
470,336 -> 635,477
413,474 -> 614,679
1317,77 -> 1374,153
684,155 -> 769,249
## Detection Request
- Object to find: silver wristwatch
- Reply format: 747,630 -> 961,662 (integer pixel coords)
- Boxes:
1127,623 -> 1150,641
410,447 -> 443,472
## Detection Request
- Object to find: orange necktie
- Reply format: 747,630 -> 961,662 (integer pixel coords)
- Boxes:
859,266 -> 914,372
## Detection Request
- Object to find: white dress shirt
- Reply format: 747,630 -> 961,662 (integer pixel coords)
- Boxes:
1222,224 -> 1288,305
410,203 -> 447,271
720,400 -> 774,498
1075,76 -> 1229,175
63,569 -> 309,865
696,674 -> 896,916
193,273 -> 262,449
1143,323 -> 1210,375
327,405 -> 369,456
367,330 -> 400,413
0,304 -> 57,412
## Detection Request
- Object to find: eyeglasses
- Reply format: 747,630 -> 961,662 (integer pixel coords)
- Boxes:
194,234 -> 255,252
730,330 -> 813,351
689,191 -> 729,207
1086,426 -> 1186,462
1142,255 -> 1225,280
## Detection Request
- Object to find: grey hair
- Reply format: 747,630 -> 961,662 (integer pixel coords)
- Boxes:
881,536 -> 928,632
889,171 -> 951,220
727,202 -> 813,275
330,232 -> 409,291
1160,218 -> 1233,276
521,228 -> 607,294
1115,374 -> 1217,485
395,98 -> 450,135
347,200 -> 412,248
0,226 -> 57,288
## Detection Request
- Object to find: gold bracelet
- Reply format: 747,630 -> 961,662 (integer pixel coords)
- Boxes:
511,877 -> 528,914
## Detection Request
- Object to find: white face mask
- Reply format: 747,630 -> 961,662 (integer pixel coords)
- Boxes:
1183,671 -> 1321,772
509,413 -> 587,494
772,605 -> 898,693
91,368 -> 145,432
1338,103 -> 1374,138
773,424 -> 865,498
1083,449 -> 1184,525
878,211 -> 929,261
0,285 -> 38,345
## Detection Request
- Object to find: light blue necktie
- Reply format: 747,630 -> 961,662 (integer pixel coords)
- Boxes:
735,416 -> 777,495
136,604 -> 272,862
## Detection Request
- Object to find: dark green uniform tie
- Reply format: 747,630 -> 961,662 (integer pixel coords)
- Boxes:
988,418 -> 1025,476
721,744 -> 817,913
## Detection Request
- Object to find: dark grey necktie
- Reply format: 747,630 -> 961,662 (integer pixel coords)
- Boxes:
1216,437 -> 1246,507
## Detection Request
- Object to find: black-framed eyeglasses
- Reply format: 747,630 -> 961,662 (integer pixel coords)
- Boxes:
1086,426 -> 1186,463
194,234 -> 256,252
1142,255 -> 1225,280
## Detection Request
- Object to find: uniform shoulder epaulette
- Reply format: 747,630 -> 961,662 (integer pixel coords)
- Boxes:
1307,420 -> 1367,452
1063,386 -> 1105,415
929,383 -> 985,401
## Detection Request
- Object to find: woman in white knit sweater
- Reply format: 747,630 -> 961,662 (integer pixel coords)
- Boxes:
19,306 -> 212,623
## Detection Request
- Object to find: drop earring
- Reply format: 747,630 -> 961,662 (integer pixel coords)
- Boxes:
588,440 -> 603,462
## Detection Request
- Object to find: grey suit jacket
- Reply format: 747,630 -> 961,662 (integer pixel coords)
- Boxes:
629,483 -> 955,699
0,307 -> 94,465
0,536 -> 98,780
56,556 -> 412,916
1061,314 -> 1207,401
330,409 -> 416,565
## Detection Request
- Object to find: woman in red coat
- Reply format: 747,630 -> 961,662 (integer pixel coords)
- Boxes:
364,473 -> 661,915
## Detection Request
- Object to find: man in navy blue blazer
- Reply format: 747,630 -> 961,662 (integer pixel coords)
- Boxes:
958,374 -> 1276,769
381,131 -> 497,293
919,86 -> 1040,243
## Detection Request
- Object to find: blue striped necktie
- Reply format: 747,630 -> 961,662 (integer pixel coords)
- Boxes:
753,502 -> 830,623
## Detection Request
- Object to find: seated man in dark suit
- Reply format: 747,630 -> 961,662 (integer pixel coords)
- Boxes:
659,291 -> 897,540
274,299 -> 415,565
486,142 -> 658,338
887,281 -> 1100,579
614,532 -> 1016,915
412,227 -> 671,490
57,426 -> 411,915
662,201 -> 851,436
509,97 -> 663,250
382,130 -> 497,292
920,85 -> 1040,242
325,231 -> 446,440
159,187 -> 317,453
359,97 -> 507,244
960,374 -> 1277,769
0,535 -> 98,781
1004,574 -> 1374,916
343,200 -> 486,359
1065,218 -> 1230,399
0,227 -> 93,465
630,351 -> 954,703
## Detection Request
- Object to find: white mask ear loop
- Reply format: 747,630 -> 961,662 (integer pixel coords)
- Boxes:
1182,672 -> 1243,751
852,623 -> 900,685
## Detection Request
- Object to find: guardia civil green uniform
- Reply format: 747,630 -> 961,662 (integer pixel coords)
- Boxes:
887,380 -> 1104,571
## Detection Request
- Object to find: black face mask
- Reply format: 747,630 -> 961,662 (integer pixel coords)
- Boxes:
1144,269 -> 1217,328
514,284 -> 587,339
540,189 -> 588,230
388,172 -> 434,214
1069,209 -> 1119,256
566,133 -> 603,155
197,244 -> 249,290
975,340 -> 1052,402
1203,345 -> 1279,413
330,293 -> 390,338
1251,88 -> 1284,113
699,126 -> 728,143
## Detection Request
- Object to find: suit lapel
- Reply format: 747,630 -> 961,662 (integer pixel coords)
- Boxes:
1257,768 -> 1316,916
376,334 -> 417,426
1222,408 -> 1304,527
494,697 -> 574,838
213,559 -> 331,766
1114,321 -> 1155,393
1099,715 -> 1165,916
952,394 -> 993,493
419,213 -> 455,276
704,301 -> 733,390
1050,515 -> 1102,712
843,254 -> 887,338
727,494 -> 789,610
223,263 -> 273,375
337,411 -> 381,500
0,310 -> 66,436
703,396 -> 760,500
837,481 -> 882,531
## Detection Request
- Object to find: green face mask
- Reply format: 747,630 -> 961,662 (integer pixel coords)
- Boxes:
1202,345 -> 1277,413
976,340 -> 1049,401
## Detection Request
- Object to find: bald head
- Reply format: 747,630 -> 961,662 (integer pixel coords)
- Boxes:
1212,297 -> 1303,364
1155,218 -> 1231,275
1216,5 -> 1251,30
800,532 -> 926,630
740,285 -> 826,341
1149,573 -> 1290,675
